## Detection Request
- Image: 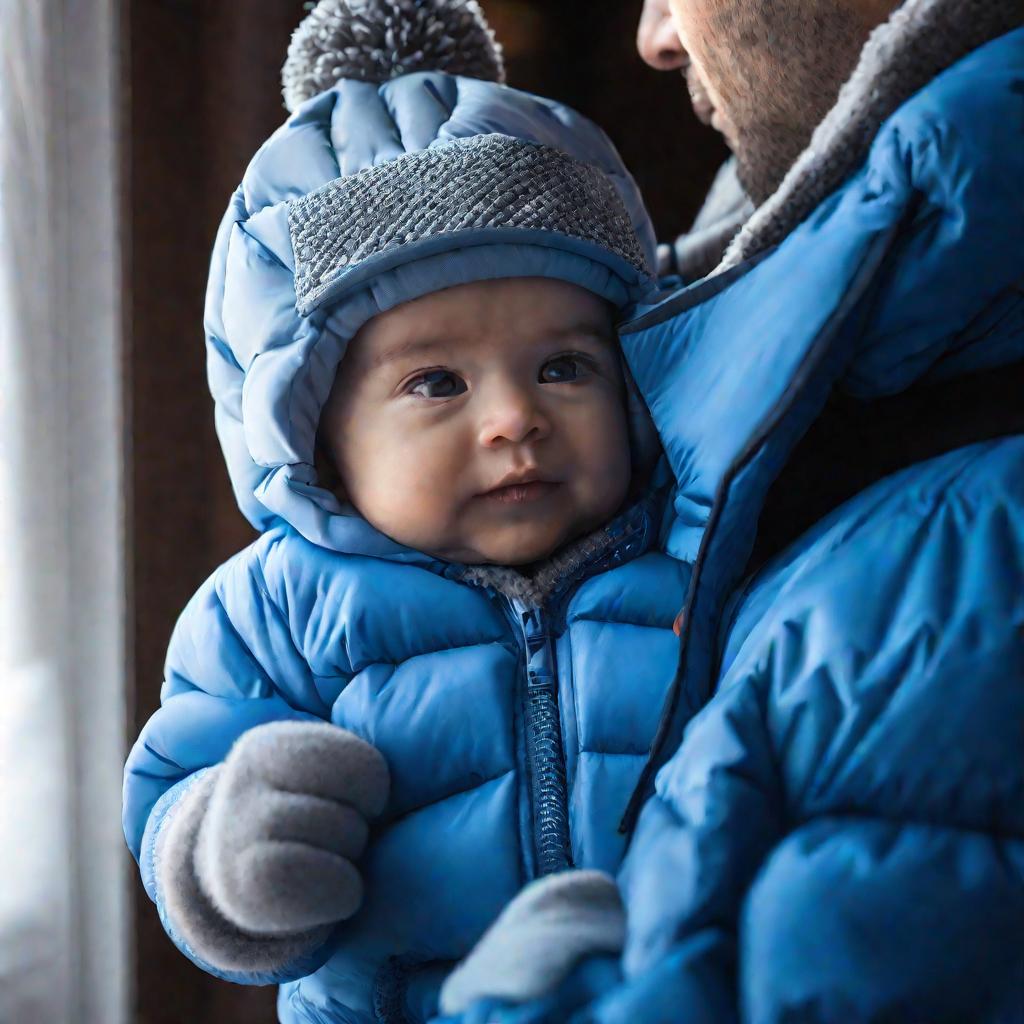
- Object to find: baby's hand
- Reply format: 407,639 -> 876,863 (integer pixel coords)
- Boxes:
439,870 -> 625,1017
194,720 -> 389,935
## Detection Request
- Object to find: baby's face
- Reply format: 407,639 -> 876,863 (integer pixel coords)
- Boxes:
321,277 -> 632,565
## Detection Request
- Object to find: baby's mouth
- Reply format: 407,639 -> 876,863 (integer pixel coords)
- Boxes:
481,480 -> 560,505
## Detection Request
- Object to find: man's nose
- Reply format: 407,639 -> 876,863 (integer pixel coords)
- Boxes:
477,384 -> 551,448
637,0 -> 688,71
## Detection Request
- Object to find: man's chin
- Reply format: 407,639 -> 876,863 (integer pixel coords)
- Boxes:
734,144 -> 788,207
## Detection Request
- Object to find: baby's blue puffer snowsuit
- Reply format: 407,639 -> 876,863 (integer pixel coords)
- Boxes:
120,60 -> 700,1024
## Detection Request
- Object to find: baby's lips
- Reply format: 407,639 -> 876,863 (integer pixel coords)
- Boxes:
477,465 -> 548,496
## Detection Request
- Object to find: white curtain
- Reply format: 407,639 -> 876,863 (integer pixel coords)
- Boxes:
0,1 -> 127,1022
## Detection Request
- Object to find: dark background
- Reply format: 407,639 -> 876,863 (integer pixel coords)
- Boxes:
125,1 -> 726,1020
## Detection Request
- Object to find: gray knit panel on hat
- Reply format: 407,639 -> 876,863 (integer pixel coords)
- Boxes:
288,134 -> 651,315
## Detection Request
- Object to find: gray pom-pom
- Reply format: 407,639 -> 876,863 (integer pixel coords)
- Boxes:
282,0 -> 506,112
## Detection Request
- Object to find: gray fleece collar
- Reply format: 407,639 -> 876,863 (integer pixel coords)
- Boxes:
663,159 -> 753,282
456,493 -> 657,607
719,0 -> 1023,270
459,523 -> 620,607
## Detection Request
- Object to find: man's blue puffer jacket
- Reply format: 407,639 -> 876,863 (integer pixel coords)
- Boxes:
437,23 -> 1024,1024
122,72 -> 692,1024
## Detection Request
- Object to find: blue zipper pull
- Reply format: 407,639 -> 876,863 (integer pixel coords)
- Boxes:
520,607 -> 555,688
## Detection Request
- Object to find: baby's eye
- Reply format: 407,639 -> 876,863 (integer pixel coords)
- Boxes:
408,370 -> 467,399
539,355 -> 587,383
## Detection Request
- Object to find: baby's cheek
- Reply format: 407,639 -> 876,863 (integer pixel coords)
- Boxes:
582,406 -> 632,500
382,447 -> 463,539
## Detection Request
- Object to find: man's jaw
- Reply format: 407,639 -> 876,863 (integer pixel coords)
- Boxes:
678,62 -> 787,203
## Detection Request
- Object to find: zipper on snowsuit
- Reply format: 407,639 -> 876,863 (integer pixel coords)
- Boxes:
454,495 -> 658,881
512,601 -> 572,876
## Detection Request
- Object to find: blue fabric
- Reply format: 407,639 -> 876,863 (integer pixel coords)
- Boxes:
433,27 -> 1024,1024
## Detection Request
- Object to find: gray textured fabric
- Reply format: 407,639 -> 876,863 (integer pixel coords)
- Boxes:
719,0 -> 1023,270
689,159 -> 750,235
154,768 -> 334,974
281,0 -> 504,112
194,720 -> 389,937
289,134 -> 652,315
459,521 -> 620,607
661,158 -> 753,280
438,870 -> 626,1015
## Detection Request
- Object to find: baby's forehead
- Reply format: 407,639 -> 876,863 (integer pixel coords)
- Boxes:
350,277 -> 618,365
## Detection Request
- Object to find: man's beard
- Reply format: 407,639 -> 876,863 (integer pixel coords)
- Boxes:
731,116 -> 816,204
698,1 -> 872,204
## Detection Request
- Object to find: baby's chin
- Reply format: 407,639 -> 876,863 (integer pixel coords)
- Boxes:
442,516 -> 597,567
368,489 -> 626,567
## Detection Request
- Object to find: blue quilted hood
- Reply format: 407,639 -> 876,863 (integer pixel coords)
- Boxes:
203,73 -> 658,554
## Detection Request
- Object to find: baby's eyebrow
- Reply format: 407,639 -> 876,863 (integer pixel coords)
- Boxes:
370,338 -> 448,370
546,321 -> 616,346
369,320 -> 613,370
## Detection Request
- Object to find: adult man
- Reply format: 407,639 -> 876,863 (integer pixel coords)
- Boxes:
436,0 -> 1024,1021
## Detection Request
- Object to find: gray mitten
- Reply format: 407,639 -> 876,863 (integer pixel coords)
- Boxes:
155,720 -> 389,975
439,869 -> 626,1015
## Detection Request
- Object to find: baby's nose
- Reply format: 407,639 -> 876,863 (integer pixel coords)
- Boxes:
478,388 -> 551,448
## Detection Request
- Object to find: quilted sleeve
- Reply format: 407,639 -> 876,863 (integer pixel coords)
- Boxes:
579,682 -> 1024,1024
737,816 -> 1024,1022
122,532 -> 337,984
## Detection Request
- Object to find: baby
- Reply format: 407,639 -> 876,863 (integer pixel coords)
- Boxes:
317,276 -> 632,567
123,3 -> 690,1023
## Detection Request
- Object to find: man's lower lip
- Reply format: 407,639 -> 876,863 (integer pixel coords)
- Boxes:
481,481 -> 559,504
